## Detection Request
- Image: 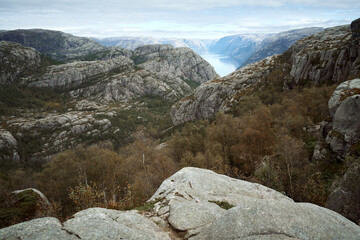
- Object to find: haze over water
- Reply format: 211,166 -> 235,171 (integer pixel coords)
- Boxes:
200,53 -> 238,77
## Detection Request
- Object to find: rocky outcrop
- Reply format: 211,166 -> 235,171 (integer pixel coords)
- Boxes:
26,56 -> 134,89
287,25 -> 360,87
351,18 -> 360,38
0,208 -> 170,240
171,23 -> 360,125
326,162 -> 360,224
0,41 -> 41,84
134,44 -> 218,84
1,101 -> 116,161
2,167 -> 359,239
192,200 -> 360,240
0,188 -> 53,228
324,79 -> 360,157
0,129 -> 19,162
171,55 -> 277,124
0,29 -> 106,61
22,44 -> 217,103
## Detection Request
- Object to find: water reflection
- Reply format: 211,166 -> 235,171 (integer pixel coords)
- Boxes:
200,53 -> 240,77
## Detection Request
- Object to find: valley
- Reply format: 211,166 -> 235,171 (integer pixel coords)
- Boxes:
0,17 -> 360,240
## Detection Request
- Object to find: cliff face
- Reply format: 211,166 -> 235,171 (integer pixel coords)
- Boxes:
287,25 -> 360,87
171,24 -> 360,125
0,41 -> 42,84
1,167 -> 359,240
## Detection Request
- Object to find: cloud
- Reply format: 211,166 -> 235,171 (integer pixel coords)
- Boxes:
0,0 -> 358,38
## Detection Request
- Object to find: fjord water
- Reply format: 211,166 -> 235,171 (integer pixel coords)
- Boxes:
200,53 -> 239,77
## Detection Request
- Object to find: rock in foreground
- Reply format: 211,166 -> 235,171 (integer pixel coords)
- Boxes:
1,167 -> 360,240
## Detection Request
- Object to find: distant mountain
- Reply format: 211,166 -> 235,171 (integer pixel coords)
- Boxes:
0,29 -> 106,61
95,37 -> 215,54
240,27 -> 323,68
209,34 -> 269,65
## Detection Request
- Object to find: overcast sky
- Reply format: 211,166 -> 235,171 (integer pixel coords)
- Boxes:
0,0 -> 359,39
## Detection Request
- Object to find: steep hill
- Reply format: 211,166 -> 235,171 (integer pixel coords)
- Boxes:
0,29 -> 106,61
240,27 -> 323,67
209,34 -> 268,66
171,24 -> 360,125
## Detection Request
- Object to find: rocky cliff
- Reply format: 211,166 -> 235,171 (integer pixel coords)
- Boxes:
0,41 -> 42,84
1,167 -> 359,239
171,23 -> 360,125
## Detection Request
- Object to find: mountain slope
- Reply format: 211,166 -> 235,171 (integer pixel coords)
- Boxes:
0,40 -> 218,162
171,24 -> 360,125
240,27 -> 323,67
0,29 -> 106,61
209,34 -> 268,66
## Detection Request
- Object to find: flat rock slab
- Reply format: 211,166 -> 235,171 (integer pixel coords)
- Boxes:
168,201 -> 225,231
0,217 -> 77,240
191,199 -> 360,240
63,208 -> 170,240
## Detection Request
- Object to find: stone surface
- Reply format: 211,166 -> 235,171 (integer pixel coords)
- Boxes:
0,29 -> 106,61
0,217 -> 76,240
326,162 -> 360,224
171,55 -> 277,124
191,200 -> 360,240
325,78 -> 360,157
149,167 -> 292,237
26,56 -> 133,89
0,41 -> 41,84
168,201 -> 225,231
62,208 -> 171,240
351,18 -> 360,38
1,168 -> 360,239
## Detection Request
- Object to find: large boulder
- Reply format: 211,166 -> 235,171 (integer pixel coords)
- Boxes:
192,200 -> 360,240
0,188 -> 53,228
2,168 -> 360,239
0,217 -> 77,240
326,162 -> 360,224
148,167 -> 360,239
351,18 -> 360,38
0,208 -> 170,240
326,78 -> 360,157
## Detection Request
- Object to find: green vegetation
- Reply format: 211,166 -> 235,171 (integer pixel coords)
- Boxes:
0,85 -> 69,115
208,200 -> 235,210
183,79 -> 200,89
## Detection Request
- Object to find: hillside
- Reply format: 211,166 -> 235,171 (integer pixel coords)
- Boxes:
171,25 -> 359,125
1,20 -> 360,237
0,38 -> 218,163
0,29 -> 107,61
240,27 -> 323,67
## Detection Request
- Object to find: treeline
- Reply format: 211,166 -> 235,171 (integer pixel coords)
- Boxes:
1,83 -> 357,223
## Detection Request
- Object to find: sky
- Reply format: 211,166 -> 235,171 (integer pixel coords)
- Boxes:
0,0 -> 359,39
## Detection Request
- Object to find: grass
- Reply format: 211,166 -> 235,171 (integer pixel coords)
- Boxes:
134,197 -> 164,212
208,200 -> 235,210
